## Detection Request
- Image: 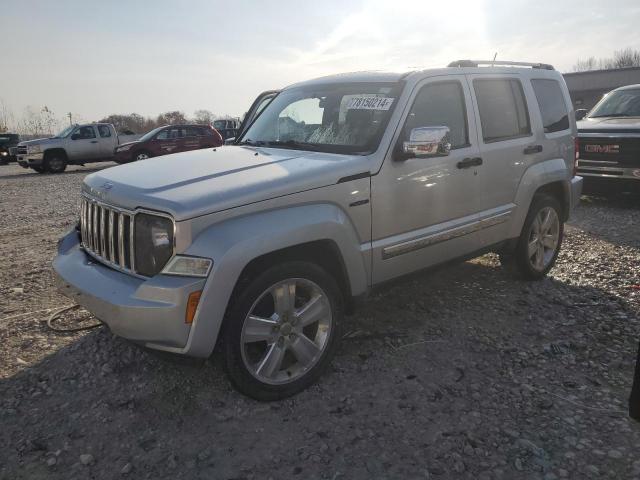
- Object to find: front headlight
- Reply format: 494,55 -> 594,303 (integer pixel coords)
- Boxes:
134,213 -> 174,277
27,145 -> 41,154
0,151 -> 7,156
117,145 -> 132,152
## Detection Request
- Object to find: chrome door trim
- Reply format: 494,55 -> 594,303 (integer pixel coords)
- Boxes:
381,209 -> 513,259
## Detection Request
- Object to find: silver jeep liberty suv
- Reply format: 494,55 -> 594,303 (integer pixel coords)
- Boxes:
55,60 -> 583,400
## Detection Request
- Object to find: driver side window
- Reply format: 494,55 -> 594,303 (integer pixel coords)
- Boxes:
75,126 -> 96,140
404,81 -> 469,149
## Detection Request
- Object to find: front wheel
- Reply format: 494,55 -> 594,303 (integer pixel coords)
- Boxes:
223,261 -> 343,401
32,166 -> 47,174
500,194 -> 563,280
133,151 -> 151,162
44,154 -> 67,173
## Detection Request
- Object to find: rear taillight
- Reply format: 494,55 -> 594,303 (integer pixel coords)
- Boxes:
573,137 -> 579,176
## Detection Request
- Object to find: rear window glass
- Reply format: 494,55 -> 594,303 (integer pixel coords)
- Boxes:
473,78 -> 531,142
531,79 -> 569,133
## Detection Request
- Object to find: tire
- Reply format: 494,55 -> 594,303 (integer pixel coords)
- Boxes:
32,166 -> 47,174
44,153 -> 67,173
132,150 -> 151,162
500,193 -> 564,280
222,261 -> 343,401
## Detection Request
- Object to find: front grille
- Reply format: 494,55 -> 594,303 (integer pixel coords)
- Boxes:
579,136 -> 640,167
17,146 -> 27,155
79,196 -> 135,273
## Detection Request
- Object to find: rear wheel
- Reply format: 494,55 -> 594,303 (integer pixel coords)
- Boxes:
133,151 -> 151,162
223,261 -> 343,401
500,194 -> 563,280
44,153 -> 67,173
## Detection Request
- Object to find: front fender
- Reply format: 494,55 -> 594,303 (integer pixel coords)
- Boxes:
508,158 -> 571,238
180,203 -> 368,357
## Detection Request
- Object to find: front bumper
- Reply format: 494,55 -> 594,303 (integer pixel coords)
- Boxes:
53,229 -> 206,352
17,153 -> 44,168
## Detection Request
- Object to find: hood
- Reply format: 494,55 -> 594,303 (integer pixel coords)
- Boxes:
83,146 -> 370,221
577,116 -> 640,133
18,137 -> 60,146
116,140 -> 141,148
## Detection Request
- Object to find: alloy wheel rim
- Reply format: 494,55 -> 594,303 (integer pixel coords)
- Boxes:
528,206 -> 560,271
240,278 -> 332,385
137,153 -> 149,160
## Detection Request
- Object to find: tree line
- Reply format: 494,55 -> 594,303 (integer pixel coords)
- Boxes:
572,47 -> 640,72
0,104 -> 236,137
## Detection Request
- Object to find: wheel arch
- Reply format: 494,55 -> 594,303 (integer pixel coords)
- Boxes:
43,148 -> 68,160
508,158 -> 571,239
179,203 -> 369,358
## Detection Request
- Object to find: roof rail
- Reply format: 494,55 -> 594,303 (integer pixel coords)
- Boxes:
448,60 -> 555,70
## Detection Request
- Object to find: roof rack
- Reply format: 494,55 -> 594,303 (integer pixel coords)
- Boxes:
447,60 -> 555,70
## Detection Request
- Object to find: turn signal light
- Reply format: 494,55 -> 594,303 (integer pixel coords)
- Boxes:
185,290 -> 202,324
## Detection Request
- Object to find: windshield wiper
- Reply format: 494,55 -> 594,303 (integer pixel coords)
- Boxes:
262,140 -> 324,151
589,113 -> 636,118
237,139 -> 267,146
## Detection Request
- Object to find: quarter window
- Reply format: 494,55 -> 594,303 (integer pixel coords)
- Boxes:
531,79 -> 570,133
404,81 -> 469,148
97,125 -> 111,138
474,78 -> 531,142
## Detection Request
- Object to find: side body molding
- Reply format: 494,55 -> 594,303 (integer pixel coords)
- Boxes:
508,158 -> 571,239
179,203 -> 369,357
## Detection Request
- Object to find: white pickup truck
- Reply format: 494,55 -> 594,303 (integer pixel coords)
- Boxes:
16,123 -> 140,173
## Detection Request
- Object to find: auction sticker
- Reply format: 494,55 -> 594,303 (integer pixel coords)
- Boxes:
346,96 -> 394,111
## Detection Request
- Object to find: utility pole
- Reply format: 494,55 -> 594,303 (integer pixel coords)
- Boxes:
67,112 -> 72,125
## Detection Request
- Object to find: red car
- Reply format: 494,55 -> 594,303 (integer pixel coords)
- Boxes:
114,124 -> 223,163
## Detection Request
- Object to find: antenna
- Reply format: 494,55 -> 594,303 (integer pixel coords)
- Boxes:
492,52 -> 497,66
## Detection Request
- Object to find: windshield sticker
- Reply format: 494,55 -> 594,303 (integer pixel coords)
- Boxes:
346,96 -> 394,111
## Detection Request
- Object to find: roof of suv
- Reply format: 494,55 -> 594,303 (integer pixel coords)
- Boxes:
288,61 -> 559,89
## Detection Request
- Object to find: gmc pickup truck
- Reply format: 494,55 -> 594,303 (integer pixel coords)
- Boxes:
16,123 -> 140,173
576,84 -> 640,192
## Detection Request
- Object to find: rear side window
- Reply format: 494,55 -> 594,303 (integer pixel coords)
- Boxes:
186,127 -> 205,137
531,79 -> 570,133
473,78 -> 531,142
97,125 -> 111,138
404,81 -> 469,148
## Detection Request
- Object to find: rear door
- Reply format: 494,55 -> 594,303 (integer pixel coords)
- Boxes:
95,125 -> 116,158
466,74 -> 535,214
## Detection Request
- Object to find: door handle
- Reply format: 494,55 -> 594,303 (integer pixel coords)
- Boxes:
90,140 -> 98,143
457,157 -> 483,169
523,144 -> 543,154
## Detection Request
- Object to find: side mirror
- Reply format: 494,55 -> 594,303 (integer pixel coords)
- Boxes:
401,126 -> 451,159
575,109 -> 588,121
71,133 -> 80,140
224,137 -> 236,145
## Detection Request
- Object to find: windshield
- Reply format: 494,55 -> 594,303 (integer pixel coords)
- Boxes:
239,82 -> 402,155
213,120 -> 228,129
55,125 -> 76,138
589,89 -> 640,118
138,126 -> 165,142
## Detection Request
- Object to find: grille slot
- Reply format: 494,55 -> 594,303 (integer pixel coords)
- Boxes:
79,197 -> 135,273
17,146 -> 27,155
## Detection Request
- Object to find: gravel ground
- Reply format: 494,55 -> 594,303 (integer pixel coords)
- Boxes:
1,163 -> 639,480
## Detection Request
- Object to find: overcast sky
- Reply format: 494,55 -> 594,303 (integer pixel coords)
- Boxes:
2,0 -> 640,124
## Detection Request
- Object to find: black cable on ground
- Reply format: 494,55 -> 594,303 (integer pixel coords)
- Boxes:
46,305 -> 102,332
